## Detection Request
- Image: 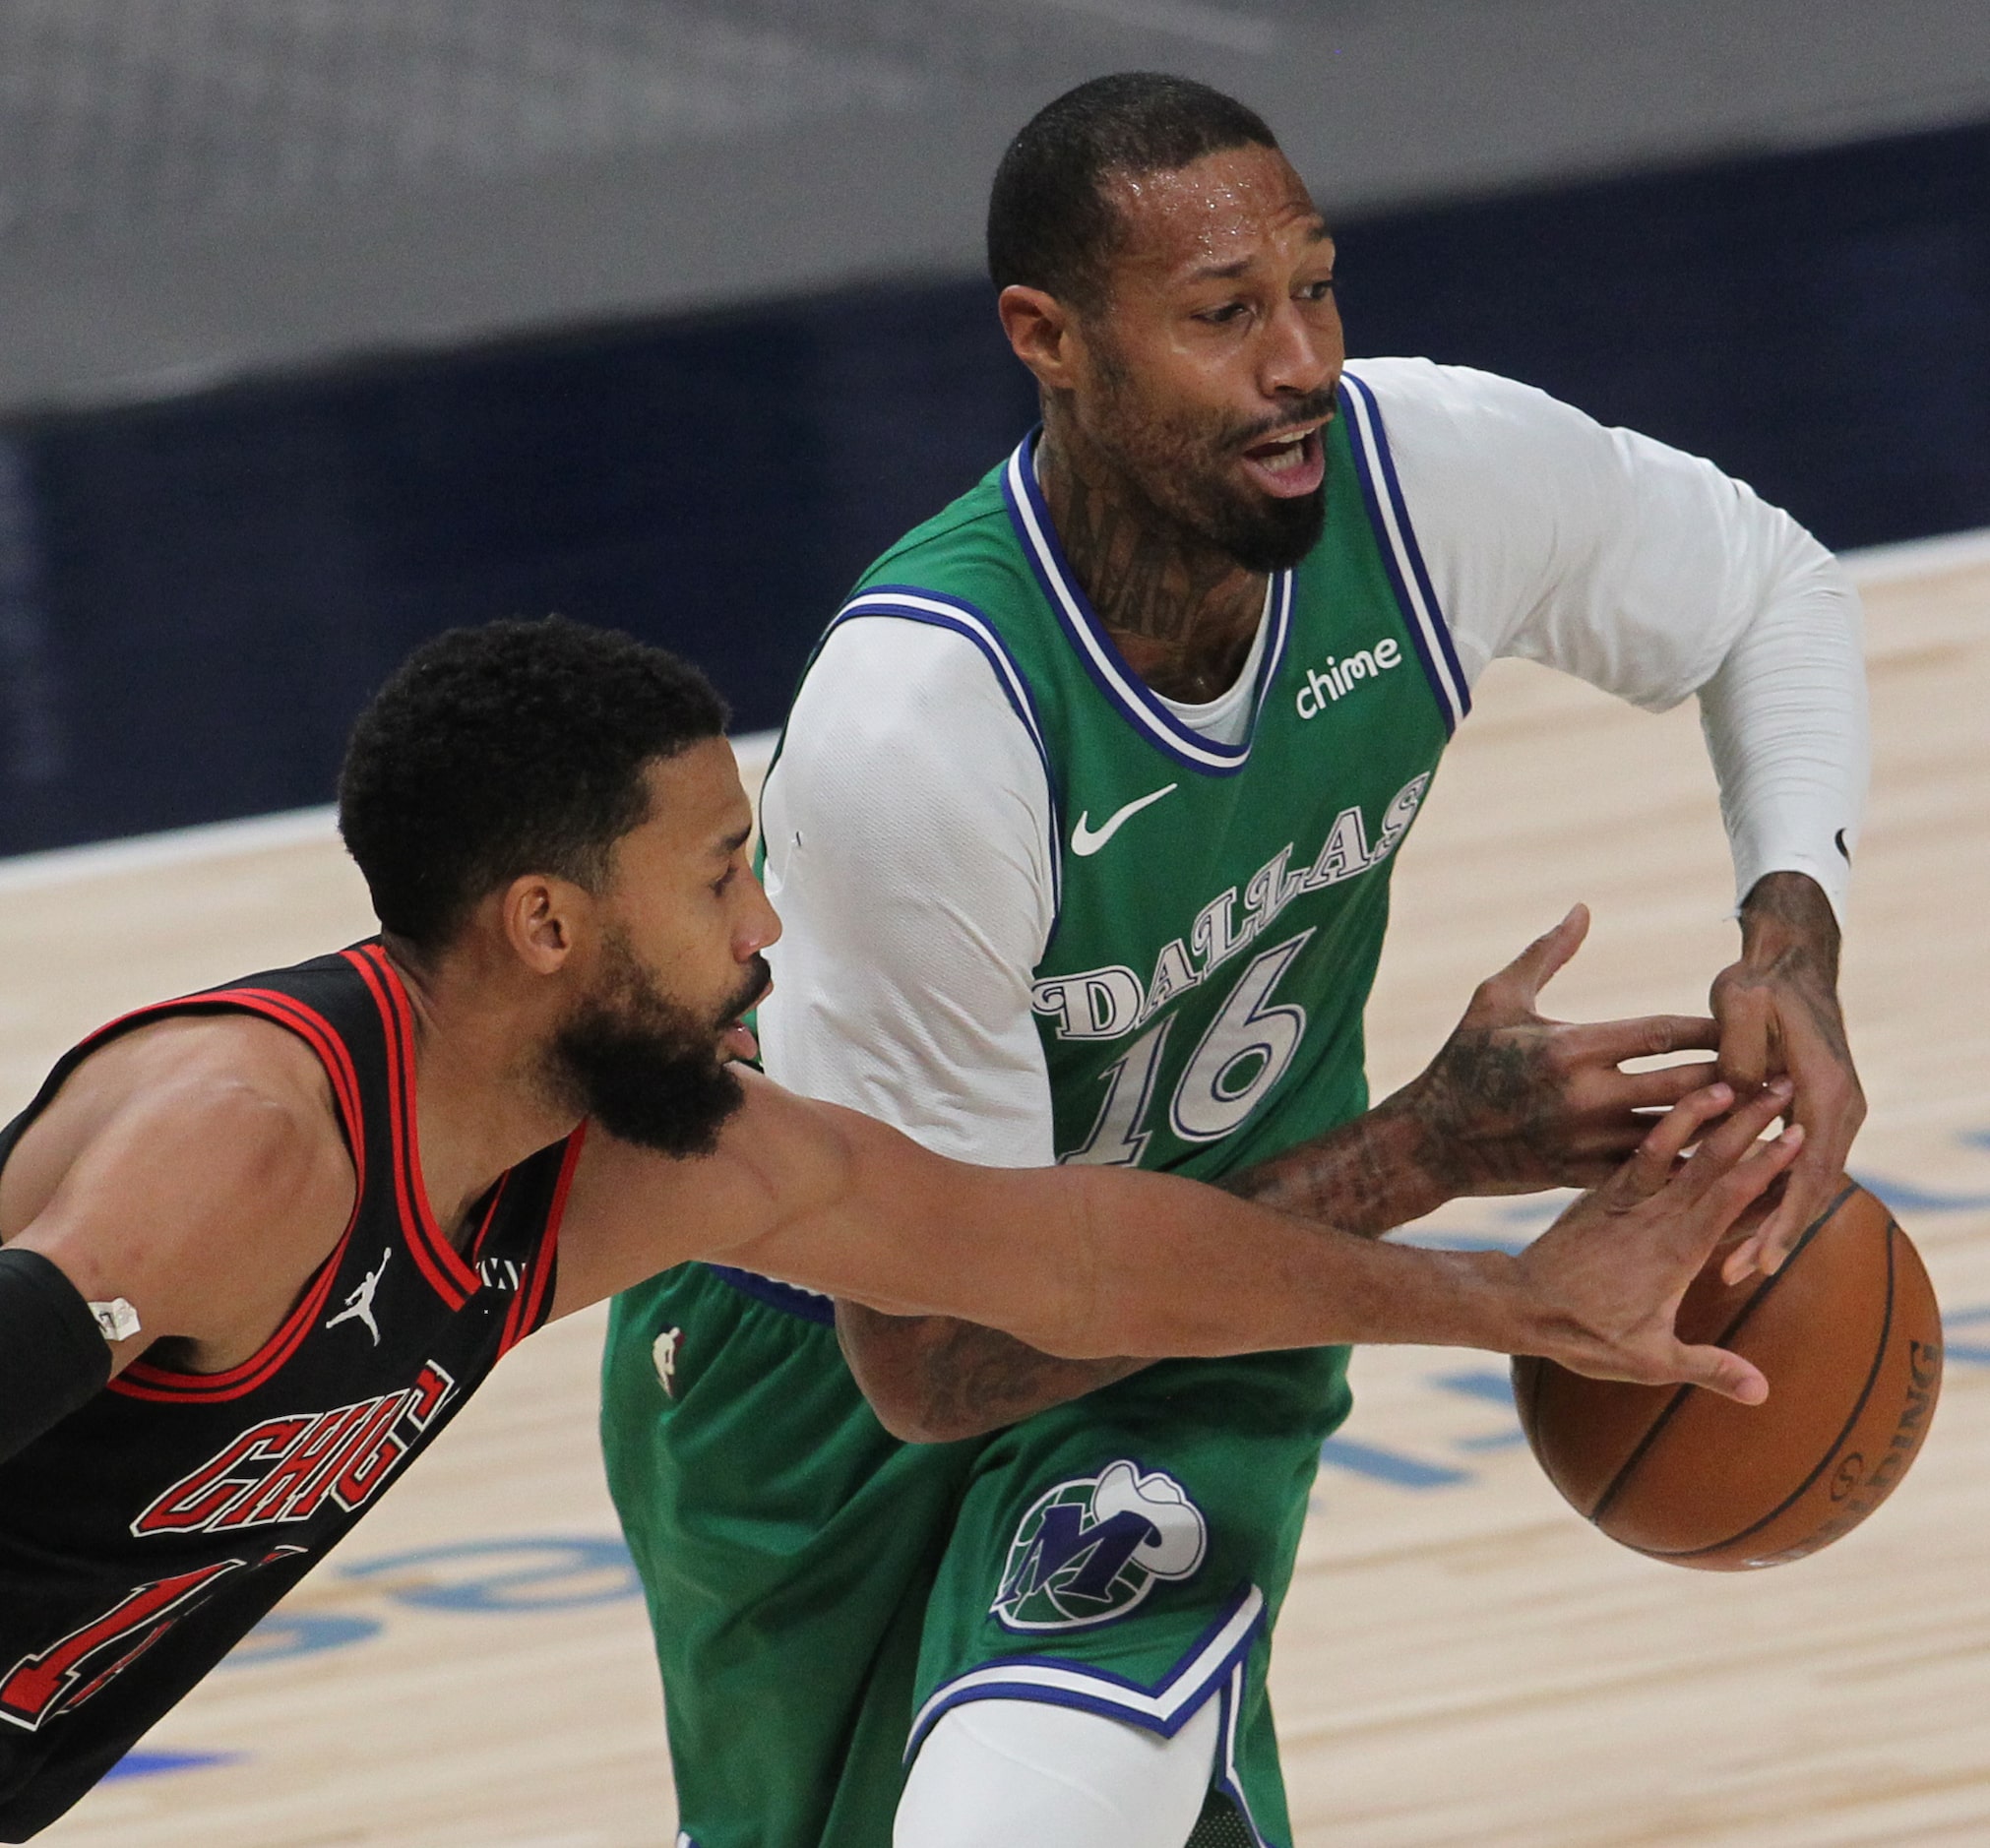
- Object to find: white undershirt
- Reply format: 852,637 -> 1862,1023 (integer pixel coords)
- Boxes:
1150,582 -> 1271,748
758,358 -> 1868,1170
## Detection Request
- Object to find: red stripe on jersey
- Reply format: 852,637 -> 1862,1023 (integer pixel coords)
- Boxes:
499,1124 -> 582,1357
104,988 -> 365,1404
344,947 -> 476,1308
69,987 -> 366,1187
468,1171 -> 512,1265
109,1233 -> 350,1401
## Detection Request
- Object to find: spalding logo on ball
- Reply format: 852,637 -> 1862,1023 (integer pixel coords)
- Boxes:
1514,1178 -> 1941,1570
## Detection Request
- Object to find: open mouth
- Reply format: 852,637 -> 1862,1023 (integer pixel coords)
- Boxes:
717,974 -> 772,1062
1239,422 -> 1327,498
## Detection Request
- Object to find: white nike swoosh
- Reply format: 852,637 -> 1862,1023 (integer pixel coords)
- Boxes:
1070,783 -> 1179,856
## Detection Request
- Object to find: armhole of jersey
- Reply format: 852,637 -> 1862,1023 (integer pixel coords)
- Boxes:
822,588 -> 1066,934
497,1122 -> 581,1355
105,986 -> 369,1403
1339,369 -> 1471,733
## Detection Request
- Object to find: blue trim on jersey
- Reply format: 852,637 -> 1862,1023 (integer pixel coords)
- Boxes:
1338,371 -> 1470,734
905,1581 -> 1266,1757
827,589 -> 1066,919
702,1264 -> 836,1326
999,437 -> 1293,776
1210,1662 -> 1276,1847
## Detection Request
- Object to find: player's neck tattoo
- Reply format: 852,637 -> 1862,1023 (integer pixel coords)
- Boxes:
1035,427 -> 1269,706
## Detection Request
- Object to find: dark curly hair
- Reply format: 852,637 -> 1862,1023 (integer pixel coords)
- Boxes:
338,617 -> 728,952
987,72 -> 1279,315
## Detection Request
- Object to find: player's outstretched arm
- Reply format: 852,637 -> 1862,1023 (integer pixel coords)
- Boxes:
834,906 -> 1730,1441
568,1069 -> 1799,1396
0,1016 -> 356,1463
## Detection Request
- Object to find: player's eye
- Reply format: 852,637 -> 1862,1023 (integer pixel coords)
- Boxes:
1299,277 -> 1336,302
1196,301 -> 1249,327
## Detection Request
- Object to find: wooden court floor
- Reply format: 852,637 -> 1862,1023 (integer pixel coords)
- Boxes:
15,539 -> 1990,1847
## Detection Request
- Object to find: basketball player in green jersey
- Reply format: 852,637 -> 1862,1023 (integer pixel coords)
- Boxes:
600,77 -> 1867,1848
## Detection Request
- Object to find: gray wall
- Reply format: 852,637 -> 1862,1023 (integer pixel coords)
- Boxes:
5,0 -> 1990,414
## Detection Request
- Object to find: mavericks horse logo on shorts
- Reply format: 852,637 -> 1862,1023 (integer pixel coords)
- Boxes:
992,1459 -> 1208,1632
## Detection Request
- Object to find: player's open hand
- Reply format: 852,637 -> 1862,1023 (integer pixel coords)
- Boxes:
1513,1077 -> 1803,1403
1405,904 -> 1721,1197
1709,872 -> 1864,1284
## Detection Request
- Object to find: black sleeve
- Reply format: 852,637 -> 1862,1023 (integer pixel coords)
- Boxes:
0,1246 -> 113,1463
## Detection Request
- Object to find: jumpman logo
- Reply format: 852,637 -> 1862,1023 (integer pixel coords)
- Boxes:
325,1250 -> 392,1346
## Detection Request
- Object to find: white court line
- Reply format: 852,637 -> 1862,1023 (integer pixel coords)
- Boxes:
0,804 -> 343,895
0,729 -> 778,893
6,511 -> 1989,893
1841,523 -> 1990,585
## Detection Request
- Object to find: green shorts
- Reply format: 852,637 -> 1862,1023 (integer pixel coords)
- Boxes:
601,1263 -> 1350,1848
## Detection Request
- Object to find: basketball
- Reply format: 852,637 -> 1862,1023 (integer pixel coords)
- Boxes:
1513,1179 -> 1942,1570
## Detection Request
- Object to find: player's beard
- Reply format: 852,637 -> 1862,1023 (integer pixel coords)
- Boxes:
545,930 -> 764,1159
1088,337 -> 1331,574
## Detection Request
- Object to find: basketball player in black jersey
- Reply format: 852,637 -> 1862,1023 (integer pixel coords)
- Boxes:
0,618 -> 1800,1839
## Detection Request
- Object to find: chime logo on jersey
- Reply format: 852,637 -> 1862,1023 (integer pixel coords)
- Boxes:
992,1460 -> 1208,1632
1294,635 -> 1404,719
128,1362 -> 457,1537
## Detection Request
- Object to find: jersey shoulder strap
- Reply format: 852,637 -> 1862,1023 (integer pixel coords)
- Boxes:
0,944 -> 388,1178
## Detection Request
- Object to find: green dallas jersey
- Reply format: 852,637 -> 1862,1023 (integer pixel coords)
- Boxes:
792,369 -> 1468,1188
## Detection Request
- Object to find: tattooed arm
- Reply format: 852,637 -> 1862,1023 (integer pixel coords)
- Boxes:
841,905 -> 1721,1443
1708,872 -> 1861,1281
1238,904 -> 1720,1221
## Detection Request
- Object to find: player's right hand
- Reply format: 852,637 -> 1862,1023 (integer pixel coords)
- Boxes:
1511,1076 -> 1803,1404
1405,904 -> 1722,1198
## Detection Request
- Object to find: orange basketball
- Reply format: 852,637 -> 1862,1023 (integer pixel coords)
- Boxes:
1513,1179 -> 1942,1570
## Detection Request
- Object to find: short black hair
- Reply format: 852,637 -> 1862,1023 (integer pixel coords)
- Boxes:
987,73 -> 1279,312
338,617 -> 728,952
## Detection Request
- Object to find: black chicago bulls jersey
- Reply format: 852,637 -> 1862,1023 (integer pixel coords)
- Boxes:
0,944 -> 580,1839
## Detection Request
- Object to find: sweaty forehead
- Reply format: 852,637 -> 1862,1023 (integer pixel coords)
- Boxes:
1103,145 -> 1324,280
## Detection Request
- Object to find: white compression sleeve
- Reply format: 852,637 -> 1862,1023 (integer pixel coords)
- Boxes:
896,1698 -> 1221,1848
1355,357 -> 1868,920
1695,549 -> 1867,923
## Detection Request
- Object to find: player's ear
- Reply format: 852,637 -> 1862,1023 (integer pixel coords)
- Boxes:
497,874 -> 584,976
997,284 -> 1081,392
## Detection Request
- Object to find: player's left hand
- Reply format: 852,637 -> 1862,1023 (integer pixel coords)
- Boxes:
1709,871 -> 1864,1282
1404,903 -> 1721,1198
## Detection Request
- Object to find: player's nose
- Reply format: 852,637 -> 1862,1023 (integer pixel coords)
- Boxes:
1261,298 -> 1337,399
739,871 -> 781,955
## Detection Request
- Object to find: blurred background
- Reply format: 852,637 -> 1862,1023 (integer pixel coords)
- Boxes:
1,0 -> 1986,856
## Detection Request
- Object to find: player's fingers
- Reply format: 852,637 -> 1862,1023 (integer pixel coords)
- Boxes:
1706,1123 -> 1805,1226
1722,1142 -> 1836,1281
1714,987 -> 1776,1094
1567,1157 -> 1639,1191
1680,1077 -> 1795,1188
1560,1016 -> 1722,1068
1590,1059 -> 1722,1112
1477,905 -> 1588,1015
1619,1081 -> 1734,1196
1671,1341 -> 1770,1406
1658,1127 -> 1801,1293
